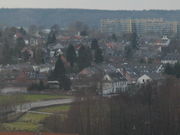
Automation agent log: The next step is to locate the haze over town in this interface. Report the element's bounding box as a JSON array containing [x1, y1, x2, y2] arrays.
[[0, 0, 179, 10], [0, 0, 179, 135]]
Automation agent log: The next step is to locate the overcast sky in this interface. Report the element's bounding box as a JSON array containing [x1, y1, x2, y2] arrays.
[[0, 0, 179, 10]]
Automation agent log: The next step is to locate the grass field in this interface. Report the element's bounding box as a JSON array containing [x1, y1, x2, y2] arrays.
[[0, 94, 72, 105], [2, 105, 71, 131], [3, 122, 39, 131], [0, 95, 25, 105], [1, 94, 72, 131], [37, 105, 70, 113]]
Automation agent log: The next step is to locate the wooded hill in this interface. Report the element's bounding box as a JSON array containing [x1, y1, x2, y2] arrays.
[[0, 9, 180, 28]]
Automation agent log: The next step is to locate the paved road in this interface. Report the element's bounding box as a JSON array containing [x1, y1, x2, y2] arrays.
[[16, 98, 74, 113]]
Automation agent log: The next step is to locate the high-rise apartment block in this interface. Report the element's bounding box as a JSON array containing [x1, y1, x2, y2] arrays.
[[101, 18, 178, 36]]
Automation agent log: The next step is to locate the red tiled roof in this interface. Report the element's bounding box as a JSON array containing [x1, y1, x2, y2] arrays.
[[0, 132, 78, 135]]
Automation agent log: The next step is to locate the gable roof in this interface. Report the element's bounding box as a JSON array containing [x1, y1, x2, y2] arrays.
[[53, 43, 64, 50], [138, 74, 152, 80], [104, 72, 127, 82]]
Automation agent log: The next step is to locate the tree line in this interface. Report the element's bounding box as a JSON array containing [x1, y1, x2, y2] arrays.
[[43, 77, 180, 135], [164, 63, 180, 78]]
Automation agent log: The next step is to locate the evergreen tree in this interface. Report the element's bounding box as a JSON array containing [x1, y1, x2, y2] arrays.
[[66, 44, 77, 67], [131, 32, 138, 49], [53, 55, 66, 80], [53, 55, 72, 90], [62, 77, 71, 90], [124, 45, 133, 59], [95, 47, 103, 64], [174, 62, 180, 78], [91, 39, 98, 50], [164, 62, 180, 78], [78, 45, 92, 70], [123, 32, 138, 59], [164, 63, 174, 75], [86, 47, 93, 66], [47, 31, 56, 45]]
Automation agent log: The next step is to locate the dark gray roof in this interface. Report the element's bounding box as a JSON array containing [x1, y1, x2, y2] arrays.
[[108, 72, 127, 82], [161, 53, 180, 61], [119, 63, 163, 79]]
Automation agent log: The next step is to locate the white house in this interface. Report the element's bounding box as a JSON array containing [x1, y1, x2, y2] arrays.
[[101, 72, 128, 95], [137, 74, 152, 84]]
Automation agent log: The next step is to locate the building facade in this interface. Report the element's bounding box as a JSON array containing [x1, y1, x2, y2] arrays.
[[100, 72, 128, 95], [101, 18, 178, 36]]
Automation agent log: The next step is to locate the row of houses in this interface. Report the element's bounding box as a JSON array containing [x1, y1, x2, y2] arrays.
[[0, 64, 54, 87], [73, 63, 162, 95], [99, 72, 128, 95]]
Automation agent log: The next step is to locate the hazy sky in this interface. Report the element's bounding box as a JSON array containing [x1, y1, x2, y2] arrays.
[[0, 0, 179, 10]]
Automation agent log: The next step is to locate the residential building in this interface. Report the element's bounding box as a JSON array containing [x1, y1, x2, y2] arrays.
[[118, 63, 164, 84], [137, 74, 152, 84], [100, 72, 128, 95], [177, 22, 180, 38], [161, 53, 180, 64], [101, 19, 133, 35], [101, 18, 178, 36]]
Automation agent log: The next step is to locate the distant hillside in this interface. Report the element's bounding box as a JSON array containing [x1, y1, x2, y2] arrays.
[[0, 9, 180, 28]]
